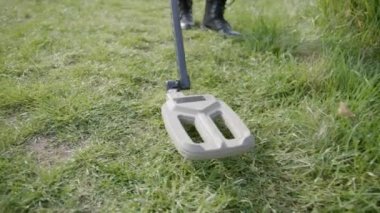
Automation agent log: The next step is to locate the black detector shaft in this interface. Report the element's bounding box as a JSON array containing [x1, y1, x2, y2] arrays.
[[166, 0, 191, 91]]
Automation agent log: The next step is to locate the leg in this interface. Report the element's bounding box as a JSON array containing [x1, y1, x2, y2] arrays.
[[179, 0, 194, 29], [202, 0, 240, 36]]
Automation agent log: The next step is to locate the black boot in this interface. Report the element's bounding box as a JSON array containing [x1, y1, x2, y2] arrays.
[[202, 0, 240, 36], [179, 0, 194, 30]]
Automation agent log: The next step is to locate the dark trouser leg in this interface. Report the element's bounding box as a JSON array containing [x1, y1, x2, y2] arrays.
[[179, 0, 194, 29]]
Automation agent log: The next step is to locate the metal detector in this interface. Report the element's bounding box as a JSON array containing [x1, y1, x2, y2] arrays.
[[161, 0, 254, 160]]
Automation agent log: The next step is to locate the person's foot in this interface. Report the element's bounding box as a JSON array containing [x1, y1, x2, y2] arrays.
[[180, 12, 194, 30], [202, 18, 240, 36], [179, 0, 194, 29], [202, 0, 240, 36]]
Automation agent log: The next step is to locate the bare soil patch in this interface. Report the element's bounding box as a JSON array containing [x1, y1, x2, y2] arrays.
[[28, 135, 83, 167]]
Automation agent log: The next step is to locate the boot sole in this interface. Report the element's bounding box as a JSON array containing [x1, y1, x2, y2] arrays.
[[201, 24, 241, 37], [181, 23, 195, 30]]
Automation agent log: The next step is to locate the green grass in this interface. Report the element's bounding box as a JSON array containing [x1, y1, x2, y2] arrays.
[[1, 0, 379, 211]]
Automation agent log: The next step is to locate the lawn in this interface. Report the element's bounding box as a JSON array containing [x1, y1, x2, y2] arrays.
[[0, 0, 379, 211]]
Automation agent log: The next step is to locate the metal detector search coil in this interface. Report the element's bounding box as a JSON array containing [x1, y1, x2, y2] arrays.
[[162, 90, 254, 160]]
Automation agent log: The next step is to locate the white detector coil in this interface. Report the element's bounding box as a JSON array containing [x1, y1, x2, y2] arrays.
[[162, 90, 254, 160]]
